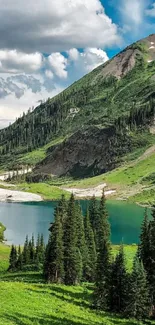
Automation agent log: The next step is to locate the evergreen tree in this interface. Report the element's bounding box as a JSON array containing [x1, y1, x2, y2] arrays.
[[93, 191, 111, 310], [35, 234, 41, 264], [84, 208, 96, 282], [8, 245, 17, 271], [39, 234, 45, 264], [89, 196, 100, 245], [125, 256, 150, 320], [22, 235, 30, 265], [44, 208, 64, 283], [29, 235, 35, 263], [99, 190, 110, 241], [94, 240, 111, 310], [16, 245, 23, 270], [75, 202, 87, 277], [110, 245, 127, 313], [57, 194, 67, 224], [64, 194, 82, 285], [139, 208, 150, 269]]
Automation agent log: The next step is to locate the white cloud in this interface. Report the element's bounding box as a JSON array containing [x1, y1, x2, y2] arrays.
[[68, 47, 109, 73], [0, 0, 120, 53], [48, 53, 68, 79], [68, 48, 79, 61], [45, 70, 54, 79], [82, 48, 109, 71], [146, 3, 155, 16], [0, 50, 43, 73], [119, 0, 146, 33], [0, 86, 64, 128]]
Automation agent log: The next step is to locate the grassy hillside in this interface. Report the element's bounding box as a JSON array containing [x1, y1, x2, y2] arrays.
[[0, 244, 145, 325]]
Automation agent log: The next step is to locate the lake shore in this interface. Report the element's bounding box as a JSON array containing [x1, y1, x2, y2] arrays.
[[0, 188, 42, 202]]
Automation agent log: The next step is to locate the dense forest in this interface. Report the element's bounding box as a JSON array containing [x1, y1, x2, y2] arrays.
[[8, 193, 155, 320]]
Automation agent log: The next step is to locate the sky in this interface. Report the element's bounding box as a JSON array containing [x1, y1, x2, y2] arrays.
[[0, 0, 155, 128]]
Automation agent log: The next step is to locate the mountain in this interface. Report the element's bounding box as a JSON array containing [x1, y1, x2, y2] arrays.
[[0, 34, 155, 177]]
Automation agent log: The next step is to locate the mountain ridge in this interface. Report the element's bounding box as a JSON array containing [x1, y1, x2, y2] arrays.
[[0, 34, 155, 177]]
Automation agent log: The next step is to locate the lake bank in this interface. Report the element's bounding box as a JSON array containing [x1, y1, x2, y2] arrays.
[[0, 180, 116, 202], [0, 188, 42, 202]]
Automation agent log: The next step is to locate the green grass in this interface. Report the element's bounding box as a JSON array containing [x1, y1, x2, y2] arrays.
[[1, 281, 148, 325], [17, 136, 66, 167], [0, 244, 151, 325], [0, 243, 10, 273], [129, 188, 155, 206], [17, 183, 70, 200], [105, 153, 155, 186]]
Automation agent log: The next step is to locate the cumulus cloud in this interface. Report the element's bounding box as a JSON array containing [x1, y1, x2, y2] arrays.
[[0, 50, 43, 73], [0, 0, 119, 128], [0, 86, 64, 128], [45, 70, 54, 79], [68, 47, 109, 73], [68, 49, 79, 61], [48, 53, 68, 79], [0, 0, 120, 53]]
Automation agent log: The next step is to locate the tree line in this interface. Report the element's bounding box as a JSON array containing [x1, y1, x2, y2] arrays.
[[8, 193, 155, 320], [9, 234, 45, 271]]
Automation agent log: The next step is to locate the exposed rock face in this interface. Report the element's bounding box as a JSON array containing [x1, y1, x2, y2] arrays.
[[36, 127, 115, 177], [98, 48, 141, 80], [95, 34, 155, 81], [36, 126, 133, 178]]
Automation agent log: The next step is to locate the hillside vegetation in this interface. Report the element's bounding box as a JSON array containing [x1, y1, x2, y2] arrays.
[[0, 35, 155, 178]]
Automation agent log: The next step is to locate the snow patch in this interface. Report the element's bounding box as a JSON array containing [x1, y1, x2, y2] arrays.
[[149, 46, 155, 49]]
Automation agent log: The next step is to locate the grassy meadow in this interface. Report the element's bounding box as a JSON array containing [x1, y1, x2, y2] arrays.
[[0, 243, 152, 325]]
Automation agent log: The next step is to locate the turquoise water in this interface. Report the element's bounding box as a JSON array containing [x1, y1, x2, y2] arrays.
[[0, 200, 151, 245]]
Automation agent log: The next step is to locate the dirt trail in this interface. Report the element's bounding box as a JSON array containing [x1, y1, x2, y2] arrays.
[[136, 144, 155, 162]]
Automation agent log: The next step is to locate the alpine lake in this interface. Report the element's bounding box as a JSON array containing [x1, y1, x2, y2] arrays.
[[0, 200, 151, 246]]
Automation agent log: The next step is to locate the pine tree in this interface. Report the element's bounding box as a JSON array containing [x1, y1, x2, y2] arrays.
[[99, 190, 110, 241], [16, 245, 23, 270], [35, 234, 41, 264], [110, 245, 127, 313], [139, 208, 150, 269], [125, 256, 150, 320], [84, 209, 96, 282], [93, 191, 111, 310], [64, 194, 82, 285], [94, 241, 111, 310], [89, 195, 100, 245], [39, 234, 45, 264], [22, 235, 30, 265], [44, 208, 64, 283], [57, 194, 67, 224], [29, 235, 35, 263], [8, 245, 17, 271], [75, 202, 87, 278]]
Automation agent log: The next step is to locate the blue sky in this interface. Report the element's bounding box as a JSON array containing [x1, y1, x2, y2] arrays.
[[0, 0, 154, 128]]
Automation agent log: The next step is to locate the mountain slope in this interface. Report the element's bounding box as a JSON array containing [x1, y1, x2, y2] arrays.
[[0, 34, 155, 177]]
